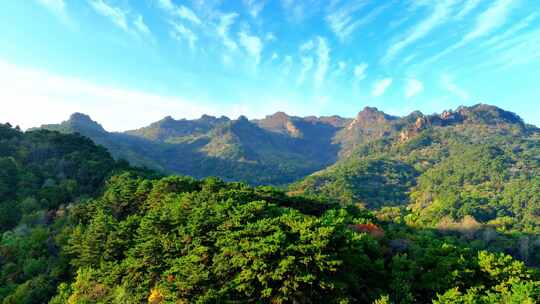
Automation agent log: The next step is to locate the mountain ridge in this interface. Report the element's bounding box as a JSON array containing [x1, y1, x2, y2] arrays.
[[35, 103, 536, 185]]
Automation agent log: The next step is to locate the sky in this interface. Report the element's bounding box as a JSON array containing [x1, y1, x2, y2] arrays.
[[1, 0, 539, 131]]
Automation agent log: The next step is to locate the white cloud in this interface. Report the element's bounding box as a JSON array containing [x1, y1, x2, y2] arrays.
[[265, 32, 277, 42], [337, 61, 347, 73], [36, 0, 70, 23], [88, 0, 129, 32], [281, 0, 320, 23], [383, 1, 457, 64], [482, 12, 538, 49], [372, 78, 393, 97], [157, 0, 201, 24], [405, 79, 424, 99], [282, 55, 293, 75], [455, 0, 483, 20], [326, 0, 369, 40], [425, 0, 516, 64], [333, 2, 392, 41], [217, 13, 239, 50], [170, 22, 198, 50], [245, 0, 267, 18], [486, 27, 540, 68], [156, 0, 175, 12], [314, 37, 330, 87], [0, 60, 218, 131], [239, 31, 263, 64], [300, 39, 314, 52], [441, 74, 470, 100], [88, 1, 154, 39], [462, 0, 515, 43], [298, 56, 314, 85], [134, 15, 152, 37], [178, 5, 201, 24], [353, 62, 368, 80]]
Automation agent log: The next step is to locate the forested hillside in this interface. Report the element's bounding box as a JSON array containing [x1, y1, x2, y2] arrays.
[[38, 112, 349, 185], [4, 104, 540, 303], [1, 122, 539, 303], [291, 104, 540, 267], [0, 123, 155, 302]]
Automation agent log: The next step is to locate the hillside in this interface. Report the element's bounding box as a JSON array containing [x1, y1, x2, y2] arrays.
[[291, 104, 540, 233], [0, 123, 155, 302], [1, 122, 539, 303], [38, 112, 351, 185], [38, 104, 538, 190]]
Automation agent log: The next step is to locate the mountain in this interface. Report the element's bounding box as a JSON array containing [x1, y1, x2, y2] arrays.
[[38, 112, 350, 185], [37, 104, 539, 193], [1, 120, 539, 303], [291, 104, 540, 234]]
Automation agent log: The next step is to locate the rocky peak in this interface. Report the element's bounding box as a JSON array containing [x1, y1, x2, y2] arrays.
[[348, 107, 396, 130], [69, 112, 95, 124], [257, 112, 302, 138], [269, 111, 290, 120], [237, 115, 250, 123], [458, 104, 524, 125], [67, 113, 105, 133], [200, 114, 216, 120]]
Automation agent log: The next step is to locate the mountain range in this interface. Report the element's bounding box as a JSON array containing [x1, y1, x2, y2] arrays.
[[37, 104, 540, 234], [37, 104, 535, 184], [3, 104, 540, 302]]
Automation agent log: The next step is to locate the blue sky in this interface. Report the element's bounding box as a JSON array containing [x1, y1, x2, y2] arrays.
[[1, 0, 539, 131]]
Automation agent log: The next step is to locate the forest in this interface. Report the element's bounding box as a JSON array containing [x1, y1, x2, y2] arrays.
[[0, 120, 539, 303]]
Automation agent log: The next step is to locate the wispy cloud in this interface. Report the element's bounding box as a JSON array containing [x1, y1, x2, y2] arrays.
[[372, 78, 393, 97], [314, 37, 330, 87], [298, 56, 314, 85], [353, 2, 393, 29], [265, 32, 277, 42], [217, 13, 239, 50], [134, 15, 152, 37], [455, 0, 483, 20], [481, 12, 538, 49], [88, 1, 152, 38], [88, 0, 129, 32], [0, 60, 216, 131], [337, 61, 347, 73], [281, 0, 322, 23], [441, 74, 470, 100], [156, 0, 175, 12], [425, 0, 517, 64], [157, 0, 201, 24], [239, 31, 263, 64], [300, 39, 315, 52], [170, 22, 198, 50], [353, 62, 368, 80], [405, 78, 423, 99], [382, 1, 457, 64], [245, 0, 267, 18], [178, 5, 201, 24], [326, 0, 369, 40], [36, 0, 70, 24], [462, 0, 515, 43], [486, 27, 540, 69], [282, 55, 293, 75]]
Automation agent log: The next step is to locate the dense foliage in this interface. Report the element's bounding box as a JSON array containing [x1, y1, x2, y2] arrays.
[[50, 174, 540, 303], [291, 106, 540, 267], [0, 123, 153, 302], [3, 104, 540, 303]]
